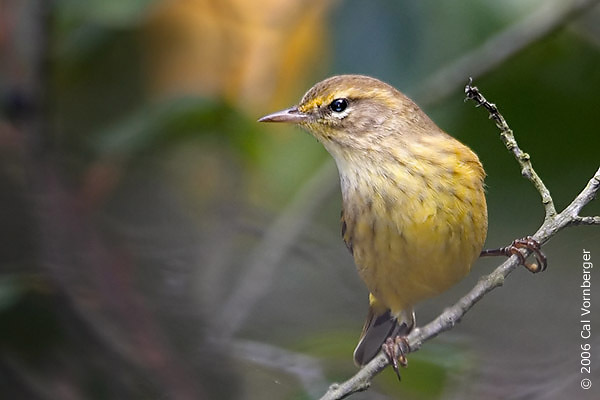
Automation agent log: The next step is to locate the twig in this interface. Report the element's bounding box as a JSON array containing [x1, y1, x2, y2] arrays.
[[236, 1, 600, 391], [464, 78, 557, 221], [318, 81, 600, 400], [219, 0, 600, 351], [571, 215, 600, 225]]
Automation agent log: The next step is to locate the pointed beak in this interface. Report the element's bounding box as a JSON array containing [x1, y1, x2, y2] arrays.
[[258, 106, 308, 123]]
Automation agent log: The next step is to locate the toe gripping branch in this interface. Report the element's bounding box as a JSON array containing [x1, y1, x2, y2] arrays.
[[382, 237, 546, 381], [382, 336, 410, 381], [480, 236, 547, 273]]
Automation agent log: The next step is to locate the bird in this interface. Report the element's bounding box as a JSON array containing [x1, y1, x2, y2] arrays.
[[258, 75, 545, 375]]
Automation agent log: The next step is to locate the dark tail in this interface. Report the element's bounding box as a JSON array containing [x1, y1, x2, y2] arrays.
[[353, 307, 414, 366]]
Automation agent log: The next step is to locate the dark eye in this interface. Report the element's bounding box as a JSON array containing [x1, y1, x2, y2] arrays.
[[329, 98, 348, 113]]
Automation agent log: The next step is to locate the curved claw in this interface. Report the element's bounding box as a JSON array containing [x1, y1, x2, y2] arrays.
[[509, 236, 547, 273], [480, 236, 547, 273], [382, 336, 410, 381]]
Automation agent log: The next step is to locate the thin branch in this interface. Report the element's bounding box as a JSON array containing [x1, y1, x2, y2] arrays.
[[464, 79, 557, 220], [320, 355, 389, 400], [318, 81, 600, 400], [571, 215, 600, 226], [565, 166, 600, 218], [218, 0, 600, 349], [232, 1, 600, 392]]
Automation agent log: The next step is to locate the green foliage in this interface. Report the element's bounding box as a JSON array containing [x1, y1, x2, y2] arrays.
[[55, 0, 154, 28]]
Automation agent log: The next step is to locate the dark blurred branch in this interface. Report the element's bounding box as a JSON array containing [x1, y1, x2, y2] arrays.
[[214, 161, 338, 339], [233, 339, 329, 399], [1, 1, 207, 398], [413, 0, 600, 105], [318, 82, 600, 400]]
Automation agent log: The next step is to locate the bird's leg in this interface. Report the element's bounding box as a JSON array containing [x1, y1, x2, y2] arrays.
[[382, 336, 410, 381], [480, 236, 547, 273]]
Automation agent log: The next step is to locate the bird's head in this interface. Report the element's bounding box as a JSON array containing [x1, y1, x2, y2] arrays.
[[259, 75, 435, 155]]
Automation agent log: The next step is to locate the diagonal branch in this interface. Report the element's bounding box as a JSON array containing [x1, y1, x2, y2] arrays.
[[318, 81, 600, 400], [223, 0, 600, 349], [571, 215, 600, 225], [465, 80, 600, 234], [214, 161, 339, 339], [563, 166, 600, 221], [465, 78, 557, 220]]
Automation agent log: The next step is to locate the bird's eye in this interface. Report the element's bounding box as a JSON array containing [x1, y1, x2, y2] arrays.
[[329, 98, 348, 113]]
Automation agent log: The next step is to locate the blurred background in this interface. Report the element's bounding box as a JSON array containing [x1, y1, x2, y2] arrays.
[[1, 0, 599, 399]]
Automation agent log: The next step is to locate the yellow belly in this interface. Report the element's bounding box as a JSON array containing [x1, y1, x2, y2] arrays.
[[341, 145, 488, 314]]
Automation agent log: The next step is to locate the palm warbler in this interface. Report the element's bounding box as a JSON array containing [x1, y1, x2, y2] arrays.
[[259, 75, 488, 367]]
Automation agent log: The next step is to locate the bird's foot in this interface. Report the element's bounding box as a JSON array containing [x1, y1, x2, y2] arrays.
[[382, 336, 410, 381], [480, 236, 547, 273]]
